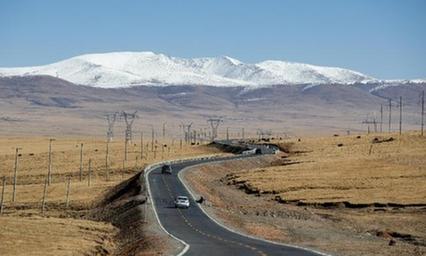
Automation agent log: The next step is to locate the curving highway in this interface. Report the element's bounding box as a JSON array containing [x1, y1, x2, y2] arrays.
[[147, 155, 327, 256]]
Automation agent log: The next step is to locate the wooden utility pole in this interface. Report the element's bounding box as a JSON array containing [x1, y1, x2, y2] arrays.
[[242, 128, 245, 140], [226, 127, 229, 141], [373, 118, 377, 133], [88, 159, 92, 187], [65, 177, 71, 208], [161, 145, 164, 159], [105, 141, 109, 181], [124, 136, 128, 162], [12, 147, 21, 203], [421, 90, 424, 136], [79, 143, 83, 181], [388, 99, 392, 132], [380, 104, 383, 133], [47, 138, 55, 185], [140, 132, 144, 159], [0, 176, 5, 214], [399, 96, 403, 135], [162, 122, 166, 140], [42, 176, 48, 215], [151, 127, 155, 152]]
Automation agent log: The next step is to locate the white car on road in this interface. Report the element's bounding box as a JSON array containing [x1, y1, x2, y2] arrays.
[[175, 196, 190, 208]]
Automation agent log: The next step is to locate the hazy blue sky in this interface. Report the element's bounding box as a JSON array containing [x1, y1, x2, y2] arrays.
[[0, 0, 425, 79]]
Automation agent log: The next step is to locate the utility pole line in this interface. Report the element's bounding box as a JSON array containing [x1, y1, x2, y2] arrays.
[[12, 147, 21, 203], [399, 96, 403, 135], [79, 143, 83, 181], [242, 128, 245, 140], [362, 114, 377, 135]]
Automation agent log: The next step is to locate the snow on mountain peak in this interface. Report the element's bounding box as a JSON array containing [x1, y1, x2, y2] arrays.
[[0, 51, 377, 88]]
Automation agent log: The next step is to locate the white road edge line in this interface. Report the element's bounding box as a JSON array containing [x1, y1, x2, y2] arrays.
[[177, 156, 333, 256], [143, 154, 222, 256]]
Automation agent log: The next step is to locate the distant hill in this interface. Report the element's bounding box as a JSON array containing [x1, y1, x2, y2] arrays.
[[0, 75, 424, 137]]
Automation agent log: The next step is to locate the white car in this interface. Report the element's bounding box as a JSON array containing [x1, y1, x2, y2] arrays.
[[175, 196, 190, 209]]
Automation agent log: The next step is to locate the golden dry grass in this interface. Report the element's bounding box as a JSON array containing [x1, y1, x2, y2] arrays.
[[0, 136, 217, 255], [0, 136, 215, 203], [0, 216, 116, 256], [233, 132, 426, 205]]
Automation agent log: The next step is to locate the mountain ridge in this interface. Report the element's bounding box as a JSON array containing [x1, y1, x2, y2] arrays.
[[0, 51, 384, 88]]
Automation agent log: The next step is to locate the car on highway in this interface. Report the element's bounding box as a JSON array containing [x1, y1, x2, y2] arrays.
[[175, 196, 190, 208], [161, 164, 172, 174], [242, 148, 262, 155]]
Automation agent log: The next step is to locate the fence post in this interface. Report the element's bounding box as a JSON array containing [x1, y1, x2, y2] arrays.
[[65, 177, 71, 208], [105, 141, 109, 181], [42, 177, 48, 215], [88, 159, 92, 187], [12, 147, 20, 203], [79, 143, 83, 181], [0, 177, 6, 214]]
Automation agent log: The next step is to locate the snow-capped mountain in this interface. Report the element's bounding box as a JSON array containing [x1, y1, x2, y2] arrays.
[[0, 51, 382, 88]]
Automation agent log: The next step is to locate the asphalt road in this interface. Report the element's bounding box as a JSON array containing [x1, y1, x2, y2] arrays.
[[147, 156, 325, 256]]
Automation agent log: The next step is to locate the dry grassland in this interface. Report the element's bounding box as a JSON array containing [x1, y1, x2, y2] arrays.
[[232, 133, 426, 205], [183, 132, 426, 256], [0, 136, 217, 255]]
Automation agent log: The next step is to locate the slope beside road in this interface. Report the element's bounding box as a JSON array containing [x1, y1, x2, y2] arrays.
[[146, 156, 327, 256]]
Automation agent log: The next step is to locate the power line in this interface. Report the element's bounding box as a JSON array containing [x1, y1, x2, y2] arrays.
[[180, 122, 193, 144], [121, 111, 138, 161], [105, 112, 118, 142], [207, 118, 223, 141]]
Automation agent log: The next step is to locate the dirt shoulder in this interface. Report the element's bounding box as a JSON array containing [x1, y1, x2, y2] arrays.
[[182, 136, 426, 256]]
